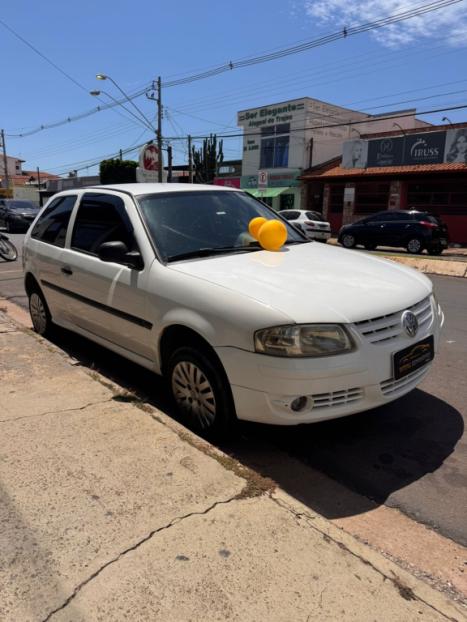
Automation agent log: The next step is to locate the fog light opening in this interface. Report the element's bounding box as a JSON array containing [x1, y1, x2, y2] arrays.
[[290, 396, 309, 413]]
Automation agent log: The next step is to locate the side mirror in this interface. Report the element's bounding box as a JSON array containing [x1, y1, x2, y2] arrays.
[[97, 241, 144, 270]]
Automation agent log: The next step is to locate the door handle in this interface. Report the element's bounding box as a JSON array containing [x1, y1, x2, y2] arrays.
[[61, 267, 73, 275]]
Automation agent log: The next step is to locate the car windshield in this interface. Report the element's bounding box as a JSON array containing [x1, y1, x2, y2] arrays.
[[6, 201, 37, 211], [137, 190, 306, 261]]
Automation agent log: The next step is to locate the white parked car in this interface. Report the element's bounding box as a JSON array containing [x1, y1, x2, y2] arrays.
[[23, 184, 443, 437], [280, 209, 331, 242]]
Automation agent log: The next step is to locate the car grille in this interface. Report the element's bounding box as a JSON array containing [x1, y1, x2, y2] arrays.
[[380, 364, 431, 397], [353, 296, 433, 345], [311, 387, 363, 409]]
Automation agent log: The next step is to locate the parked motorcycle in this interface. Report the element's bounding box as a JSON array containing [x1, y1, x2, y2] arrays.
[[0, 232, 18, 261]]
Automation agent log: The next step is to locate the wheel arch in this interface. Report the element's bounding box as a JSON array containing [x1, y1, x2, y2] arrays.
[[24, 272, 41, 296], [158, 323, 226, 380]]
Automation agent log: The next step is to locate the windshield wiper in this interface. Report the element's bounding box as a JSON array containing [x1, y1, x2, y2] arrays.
[[167, 245, 261, 262]]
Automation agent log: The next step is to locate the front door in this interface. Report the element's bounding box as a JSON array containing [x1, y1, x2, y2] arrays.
[[61, 192, 154, 361]]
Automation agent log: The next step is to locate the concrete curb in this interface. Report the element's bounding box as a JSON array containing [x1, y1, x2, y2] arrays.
[[381, 254, 467, 278]]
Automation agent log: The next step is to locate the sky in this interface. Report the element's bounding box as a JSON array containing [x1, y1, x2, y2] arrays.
[[1, 0, 467, 177]]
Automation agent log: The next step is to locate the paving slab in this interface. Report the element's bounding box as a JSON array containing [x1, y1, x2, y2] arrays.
[[49, 494, 461, 622]]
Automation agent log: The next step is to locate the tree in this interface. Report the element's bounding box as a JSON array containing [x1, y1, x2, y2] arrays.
[[100, 159, 137, 184], [191, 134, 224, 184]]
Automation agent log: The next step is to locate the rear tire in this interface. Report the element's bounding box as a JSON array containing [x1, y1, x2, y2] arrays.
[[364, 243, 377, 251], [406, 237, 423, 254], [28, 286, 52, 336], [428, 247, 443, 256], [341, 233, 356, 249], [167, 346, 236, 439]]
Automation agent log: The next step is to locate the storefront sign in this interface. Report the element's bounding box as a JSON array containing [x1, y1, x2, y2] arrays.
[[213, 177, 241, 188], [367, 137, 404, 167], [404, 131, 445, 165], [240, 169, 301, 189], [137, 142, 165, 182], [343, 128, 467, 169], [238, 100, 306, 129]]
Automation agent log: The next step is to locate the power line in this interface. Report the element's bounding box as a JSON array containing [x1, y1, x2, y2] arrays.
[[6, 0, 461, 139], [0, 18, 89, 93], [162, 0, 463, 87]]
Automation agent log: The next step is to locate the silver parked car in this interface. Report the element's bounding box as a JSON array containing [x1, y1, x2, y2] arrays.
[[280, 209, 331, 242]]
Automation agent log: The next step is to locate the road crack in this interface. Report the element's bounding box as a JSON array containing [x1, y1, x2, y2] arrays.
[[41, 493, 245, 621], [270, 494, 461, 622]]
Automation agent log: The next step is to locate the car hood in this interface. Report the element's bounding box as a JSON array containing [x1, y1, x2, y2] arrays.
[[168, 243, 432, 324]]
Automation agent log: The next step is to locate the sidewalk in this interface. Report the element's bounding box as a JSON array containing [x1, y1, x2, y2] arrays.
[[0, 310, 465, 621], [328, 238, 467, 278]]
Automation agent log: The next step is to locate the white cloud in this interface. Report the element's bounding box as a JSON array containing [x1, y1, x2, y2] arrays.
[[304, 1, 467, 48]]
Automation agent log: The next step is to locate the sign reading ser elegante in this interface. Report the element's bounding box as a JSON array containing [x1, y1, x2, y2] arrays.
[[342, 128, 467, 168]]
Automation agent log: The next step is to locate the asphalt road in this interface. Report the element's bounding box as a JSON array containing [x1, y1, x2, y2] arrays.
[[1, 232, 466, 546]]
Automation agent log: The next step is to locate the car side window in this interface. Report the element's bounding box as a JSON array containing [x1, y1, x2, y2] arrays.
[[30, 195, 77, 247], [71, 193, 137, 256]]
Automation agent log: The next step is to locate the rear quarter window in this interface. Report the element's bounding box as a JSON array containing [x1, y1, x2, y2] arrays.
[[30, 195, 77, 247]]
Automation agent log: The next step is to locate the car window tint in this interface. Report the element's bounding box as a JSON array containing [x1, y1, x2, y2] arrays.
[[30, 195, 77, 247], [281, 210, 301, 220], [366, 213, 389, 223], [306, 211, 324, 221], [71, 193, 136, 255]]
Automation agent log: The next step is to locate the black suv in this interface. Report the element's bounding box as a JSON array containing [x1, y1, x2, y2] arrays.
[[338, 210, 449, 255]]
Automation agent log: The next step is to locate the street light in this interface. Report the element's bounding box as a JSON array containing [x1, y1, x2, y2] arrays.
[[442, 116, 454, 127], [95, 73, 155, 133], [392, 122, 406, 135], [90, 89, 154, 132]]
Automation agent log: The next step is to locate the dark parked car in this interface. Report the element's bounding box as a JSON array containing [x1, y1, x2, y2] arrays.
[[0, 200, 40, 233], [338, 210, 449, 255]]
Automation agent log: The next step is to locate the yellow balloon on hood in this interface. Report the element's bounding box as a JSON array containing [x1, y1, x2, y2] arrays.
[[258, 219, 287, 251], [248, 217, 267, 240]]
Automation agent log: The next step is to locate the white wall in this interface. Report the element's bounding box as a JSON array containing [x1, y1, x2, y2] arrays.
[[0, 155, 23, 177]]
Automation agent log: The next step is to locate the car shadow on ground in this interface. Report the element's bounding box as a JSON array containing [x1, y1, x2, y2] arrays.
[[48, 326, 464, 522]]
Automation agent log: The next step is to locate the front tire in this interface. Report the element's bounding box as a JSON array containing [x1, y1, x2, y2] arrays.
[[29, 287, 52, 336], [168, 347, 236, 439], [406, 237, 424, 254], [364, 243, 377, 251], [341, 233, 356, 249]]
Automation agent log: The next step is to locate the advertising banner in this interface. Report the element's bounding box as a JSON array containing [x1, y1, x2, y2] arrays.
[[342, 139, 368, 168], [367, 137, 404, 167], [444, 128, 467, 163], [404, 131, 445, 165]]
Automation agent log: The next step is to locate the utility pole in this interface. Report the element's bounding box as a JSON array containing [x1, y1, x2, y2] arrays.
[[157, 76, 163, 183], [146, 77, 163, 182], [188, 135, 193, 183], [167, 144, 173, 182], [1, 129, 10, 190], [119, 149, 123, 161], [36, 166, 42, 206]]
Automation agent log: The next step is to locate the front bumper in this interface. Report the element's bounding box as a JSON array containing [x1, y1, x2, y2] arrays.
[[215, 298, 444, 425]]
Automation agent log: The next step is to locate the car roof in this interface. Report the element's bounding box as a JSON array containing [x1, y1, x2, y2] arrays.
[[86, 183, 240, 196]]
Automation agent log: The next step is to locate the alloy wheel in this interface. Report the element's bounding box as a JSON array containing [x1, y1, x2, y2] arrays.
[[342, 234, 356, 248], [171, 361, 217, 429], [407, 238, 422, 254], [29, 292, 48, 334]]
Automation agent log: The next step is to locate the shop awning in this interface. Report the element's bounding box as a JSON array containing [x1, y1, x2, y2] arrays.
[[245, 187, 292, 198]]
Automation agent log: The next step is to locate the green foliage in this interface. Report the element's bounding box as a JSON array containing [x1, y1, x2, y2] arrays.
[[191, 134, 224, 184], [99, 159, 138, 184]]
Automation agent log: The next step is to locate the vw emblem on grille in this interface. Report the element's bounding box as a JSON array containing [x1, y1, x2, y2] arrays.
[[401, 311, 418, 338]]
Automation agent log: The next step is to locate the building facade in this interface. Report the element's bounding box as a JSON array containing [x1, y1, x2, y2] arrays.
[[237, 97, 428, 211], [301, 122, 467, 244]]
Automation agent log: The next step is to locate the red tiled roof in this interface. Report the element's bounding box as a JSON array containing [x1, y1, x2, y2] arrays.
[[8, 171, 60, 186], [302, 162, 467, 180]]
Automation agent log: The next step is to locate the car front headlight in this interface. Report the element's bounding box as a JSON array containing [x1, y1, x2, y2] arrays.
[[254, 324, 354, 358]]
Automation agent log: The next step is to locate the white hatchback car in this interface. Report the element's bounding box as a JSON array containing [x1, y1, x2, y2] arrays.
[[280, 209, 331, 242], [23, 184, 443, 437]]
